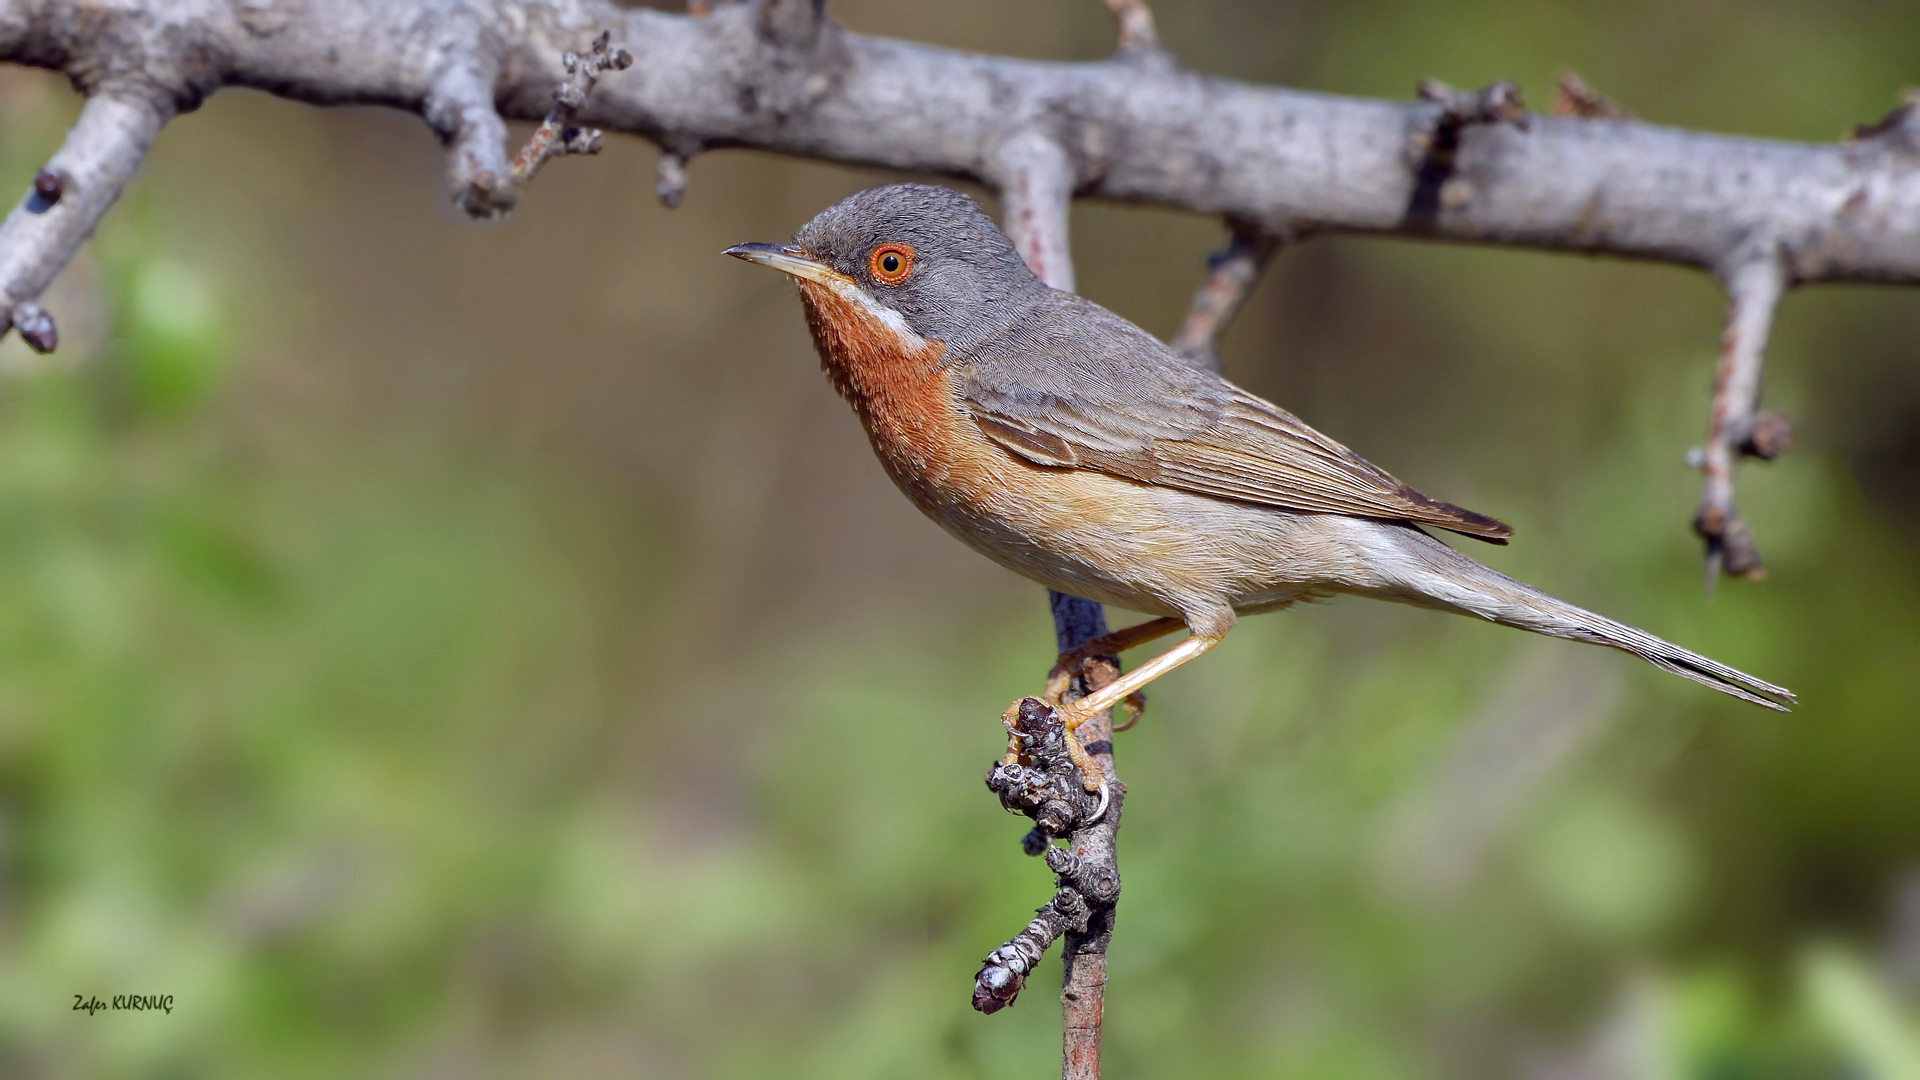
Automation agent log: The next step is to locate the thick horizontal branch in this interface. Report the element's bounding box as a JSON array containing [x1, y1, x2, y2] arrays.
[[2, 0, 1916, 288], [1, 1, 1906, 574]]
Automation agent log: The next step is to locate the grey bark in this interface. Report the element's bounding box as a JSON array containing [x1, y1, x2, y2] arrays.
[[3, 0, 1916, 571]]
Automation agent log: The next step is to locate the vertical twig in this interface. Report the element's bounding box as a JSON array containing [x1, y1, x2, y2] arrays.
[[988, 124, 1121, 1080], [995, 130, 1079, 293], [1695, 253, 1790, 587], [1057, 658, 1121, 1080]]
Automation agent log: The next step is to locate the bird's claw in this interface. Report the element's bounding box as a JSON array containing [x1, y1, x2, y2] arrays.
[[1085, 779, 1110, 826], [999, 700, 1027, 765]]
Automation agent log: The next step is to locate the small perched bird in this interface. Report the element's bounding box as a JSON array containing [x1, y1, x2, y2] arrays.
[[726, 184, 1792, 799]]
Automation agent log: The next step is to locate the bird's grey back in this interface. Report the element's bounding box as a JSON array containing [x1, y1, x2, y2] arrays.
[[956, 289, 1231, 455]]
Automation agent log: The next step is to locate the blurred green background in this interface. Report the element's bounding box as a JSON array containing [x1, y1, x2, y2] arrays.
[[1, 1, 1917, 1076]]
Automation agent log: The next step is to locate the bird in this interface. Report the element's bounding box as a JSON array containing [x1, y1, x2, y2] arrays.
[[724, 183, 1793, 803]]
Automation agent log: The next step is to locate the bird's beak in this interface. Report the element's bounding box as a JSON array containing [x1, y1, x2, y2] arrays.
[[722, 242, 855, 287]]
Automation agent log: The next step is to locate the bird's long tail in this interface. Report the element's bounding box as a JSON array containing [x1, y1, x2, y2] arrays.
[[1379, 525, 1794, 711]]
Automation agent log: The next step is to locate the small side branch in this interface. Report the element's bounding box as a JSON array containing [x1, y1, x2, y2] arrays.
[[976, 697, 1106, 1012], [1552, 70, 1632, 120], [1696, 254, 1789, 584], [506, 32, 633, 191], [0, 92, 169, 352], [1102, 0, 1161, 56], [974, 888, 1092, 1014], [427, 55, 515, 217], [994, 131, 1079, 293], [1170, 219, 1283, 370], [430, 31, 631, 219]]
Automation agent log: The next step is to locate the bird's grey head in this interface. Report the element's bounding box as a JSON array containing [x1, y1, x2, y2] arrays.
[[728, 184, 1046, 355]]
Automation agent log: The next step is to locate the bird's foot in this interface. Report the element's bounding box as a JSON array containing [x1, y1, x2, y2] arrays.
[[1046, 652, 1146, 731], [1055, 701, 1108, 795], [1001, 696, 1107, 796]]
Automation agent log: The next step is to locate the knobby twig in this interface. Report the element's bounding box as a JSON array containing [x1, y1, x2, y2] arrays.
[[986, 123, 1131, 1077], [435, 29, 633, 218], [975, 696, 1114, 1012], [1052, 659, 1123, 1080], [975, 670, 1127, 1080], [505, 33, 632, 189]]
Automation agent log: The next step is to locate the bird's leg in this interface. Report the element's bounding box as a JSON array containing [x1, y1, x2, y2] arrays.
[[1053, 630, 1227, 791], [1058, 708, 1108, 796], [1041, 617, 1186, 705]]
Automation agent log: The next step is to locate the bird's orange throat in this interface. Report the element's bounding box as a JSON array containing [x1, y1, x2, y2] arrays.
[[795, 278, 942, 410], [794, 278, 989, 507]]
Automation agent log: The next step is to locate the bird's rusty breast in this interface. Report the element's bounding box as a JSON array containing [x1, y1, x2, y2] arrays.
[[794, 277, 998, 509]]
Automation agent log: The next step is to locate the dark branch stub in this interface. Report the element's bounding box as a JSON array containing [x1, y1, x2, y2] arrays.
[[1848, 89, 1920, 152], [10, 302, 57, 353], [30, 169, 66, 208], [1407, 79, 1530, 228], [1552, 71, 1632, 120], [1417, 77, 1530, 130]]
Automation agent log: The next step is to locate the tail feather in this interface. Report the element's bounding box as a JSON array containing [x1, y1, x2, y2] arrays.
[[1548, 606, 1795, 711], [1387, 526, 1794, 711]]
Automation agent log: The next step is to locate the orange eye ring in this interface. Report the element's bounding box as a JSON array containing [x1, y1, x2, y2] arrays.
[[868, 243, 915, 285]]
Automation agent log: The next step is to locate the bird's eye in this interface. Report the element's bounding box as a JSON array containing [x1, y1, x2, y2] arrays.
[[868, 243, 915, 285]]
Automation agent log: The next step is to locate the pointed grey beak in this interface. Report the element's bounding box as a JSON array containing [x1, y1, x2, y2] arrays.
[[722, 242, 856, 287]]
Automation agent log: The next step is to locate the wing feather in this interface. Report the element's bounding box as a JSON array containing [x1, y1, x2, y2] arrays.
[[958, 294, 1511, 543]]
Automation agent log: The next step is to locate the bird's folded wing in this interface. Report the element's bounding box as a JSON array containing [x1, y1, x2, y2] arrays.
[[962, 333, 1511, 542]]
